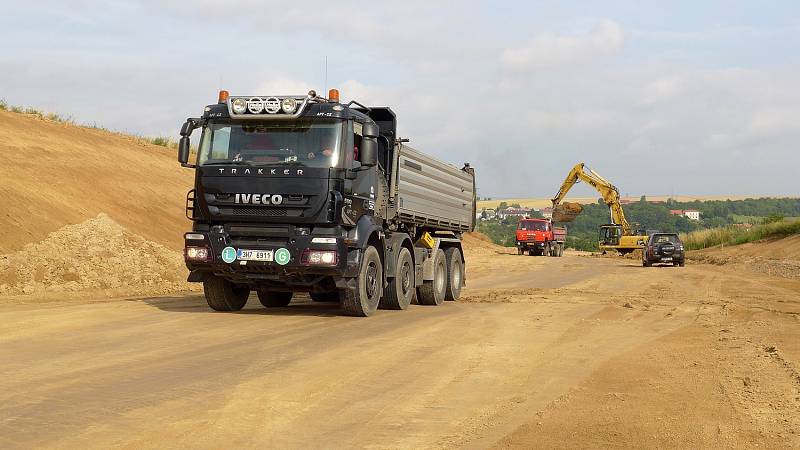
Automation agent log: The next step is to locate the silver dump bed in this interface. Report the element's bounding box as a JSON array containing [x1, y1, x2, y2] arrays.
[[392, 145, 475, 232]]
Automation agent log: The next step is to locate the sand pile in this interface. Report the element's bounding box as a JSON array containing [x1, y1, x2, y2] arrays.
[[0, 214, 195, 298], [461, 232, 514, 257]]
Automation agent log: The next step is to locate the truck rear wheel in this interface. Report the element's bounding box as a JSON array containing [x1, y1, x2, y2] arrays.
[[203, 276, 249, 311], [380, 247, 414, 310], [444, 247, 463, 301], [340, 245, 383, 317], [310, 291, 340, 302], [257, 290, 292, 307], [558, 244, 564, 256], [418, 249, 446, 305]]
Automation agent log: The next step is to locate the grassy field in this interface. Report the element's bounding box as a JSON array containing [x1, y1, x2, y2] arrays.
[[680, 220, 800, 250]]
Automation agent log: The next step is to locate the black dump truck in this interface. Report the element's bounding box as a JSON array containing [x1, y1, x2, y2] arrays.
[[177, 89, 476, 316]]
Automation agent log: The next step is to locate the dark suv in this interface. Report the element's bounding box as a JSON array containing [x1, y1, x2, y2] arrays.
[[643, 233, 685, 267]]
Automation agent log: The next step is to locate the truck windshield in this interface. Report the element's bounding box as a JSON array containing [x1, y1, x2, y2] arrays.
[[519, 221, 546, 231], [198, 120, 343, 167]]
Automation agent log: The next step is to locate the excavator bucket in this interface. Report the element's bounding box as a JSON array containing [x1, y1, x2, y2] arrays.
[[552, 202, 583, 222]]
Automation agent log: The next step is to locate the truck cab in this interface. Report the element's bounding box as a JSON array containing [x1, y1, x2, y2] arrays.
[[515, 218, 566, 257]]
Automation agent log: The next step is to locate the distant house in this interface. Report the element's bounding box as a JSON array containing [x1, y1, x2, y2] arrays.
[[541, 207, 553, 219], [620, 199, 633, 205], [482, 209, 497, 220], [684, 209, 700, 221], [669, 209, 701, 221], [497, 207, 531, 220]]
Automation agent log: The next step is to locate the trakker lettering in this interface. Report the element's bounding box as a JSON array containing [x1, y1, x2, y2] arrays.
[[234, 194, 284, 205], [217, 168, 304, 176]]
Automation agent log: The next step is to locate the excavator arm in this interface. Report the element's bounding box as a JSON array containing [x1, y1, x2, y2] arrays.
[[551, 163, 632, 235]]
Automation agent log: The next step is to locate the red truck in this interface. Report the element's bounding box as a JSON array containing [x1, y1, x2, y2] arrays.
[[515, 218, 566, 257]]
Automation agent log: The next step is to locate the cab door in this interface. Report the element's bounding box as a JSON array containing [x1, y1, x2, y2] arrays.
[[342, 120, 378, 225]]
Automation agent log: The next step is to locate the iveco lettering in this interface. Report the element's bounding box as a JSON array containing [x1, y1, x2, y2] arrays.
[[178, 88, 476, 316]]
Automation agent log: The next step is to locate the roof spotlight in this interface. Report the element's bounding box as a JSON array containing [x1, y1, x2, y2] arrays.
[[281, 97, 297, 114], [231, 98, 247, 114], [247, 97, 264, 114], [264, 97, 281, 114]]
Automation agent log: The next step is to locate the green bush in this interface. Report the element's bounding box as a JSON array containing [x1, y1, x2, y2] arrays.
[[681, 220, 800, 250], [145, 136, 175, 148]]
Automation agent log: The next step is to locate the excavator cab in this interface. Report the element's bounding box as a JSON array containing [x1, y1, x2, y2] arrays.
[[599, 224, 623, 247]]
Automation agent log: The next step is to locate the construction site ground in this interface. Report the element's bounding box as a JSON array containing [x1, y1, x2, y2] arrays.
[[1, 237, 798, 449]]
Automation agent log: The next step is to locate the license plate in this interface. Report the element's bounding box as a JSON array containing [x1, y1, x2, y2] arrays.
[[237, 249, 274, 262], [661, 257, 672, 262]]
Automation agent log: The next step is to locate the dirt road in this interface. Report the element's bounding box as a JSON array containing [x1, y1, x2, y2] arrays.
[[1, 251, 798, 449]]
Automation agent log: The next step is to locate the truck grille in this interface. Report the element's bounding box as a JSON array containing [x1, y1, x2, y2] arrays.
[[220, 207, 288, 217]]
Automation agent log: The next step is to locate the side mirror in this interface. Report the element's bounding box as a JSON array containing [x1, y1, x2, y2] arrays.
[[359, 137, 377, 167], [178, 136, 193, 167], [180, 119, 196, 136], [362, 122, 379, 138]]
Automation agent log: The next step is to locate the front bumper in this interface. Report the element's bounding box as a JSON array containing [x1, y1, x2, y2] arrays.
[[184, 227, 360, 285], [517, 241, 546, 248]]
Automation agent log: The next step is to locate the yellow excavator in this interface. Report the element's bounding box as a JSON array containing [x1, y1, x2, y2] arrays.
[[551, 163, 647, 254]]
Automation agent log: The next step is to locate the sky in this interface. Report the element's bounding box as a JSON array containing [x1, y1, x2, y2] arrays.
[[1, 1, 799, 199]]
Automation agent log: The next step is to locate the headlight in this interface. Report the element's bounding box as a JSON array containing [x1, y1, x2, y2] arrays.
[[247, 97, 264, 114], [281, 97, 297, 114], [185, 246, 210, 261], [264, 97, 281, 114], [231, 98, 247, 114], [301, 249, 338, 265]]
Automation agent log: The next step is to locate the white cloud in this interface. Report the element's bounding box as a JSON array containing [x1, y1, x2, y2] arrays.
[[500, 19, 625, 70]]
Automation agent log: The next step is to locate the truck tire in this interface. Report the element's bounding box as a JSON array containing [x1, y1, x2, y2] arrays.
[[310, 291, 339, 302], [444, 247, 463, 301], [340, 245, 383, 317], [203, 276, 249, 311], [528, 249, 535, 256], [257, 290, 292, 307], [557, 243, 564, 257], [418, 249, 446, 306], [517, 247, 523, 255], [380, 247, 414, 310]]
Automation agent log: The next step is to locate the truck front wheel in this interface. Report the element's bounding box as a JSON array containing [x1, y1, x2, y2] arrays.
[[203, 276, 249, 311], [444, 247, 463, 301], [341, 246, 383, 317], [380, 247, 414, 310], [418, 249, 446, 305], [257, 290, 292, 307]]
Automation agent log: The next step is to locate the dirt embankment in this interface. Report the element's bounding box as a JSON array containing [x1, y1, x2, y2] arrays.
[[0, 110, 192, 253], [0, 111, 197, 300], [690, 234, 800, 279], [0, 214, 194, 299]]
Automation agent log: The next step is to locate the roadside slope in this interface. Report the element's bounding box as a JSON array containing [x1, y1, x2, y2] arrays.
[[0, 110, 192, 252]]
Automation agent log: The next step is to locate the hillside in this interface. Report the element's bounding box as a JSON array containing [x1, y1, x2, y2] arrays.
[[476, 195, 773, 210], [0, 110, 192, 252], [691, 234, 800, 280]]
